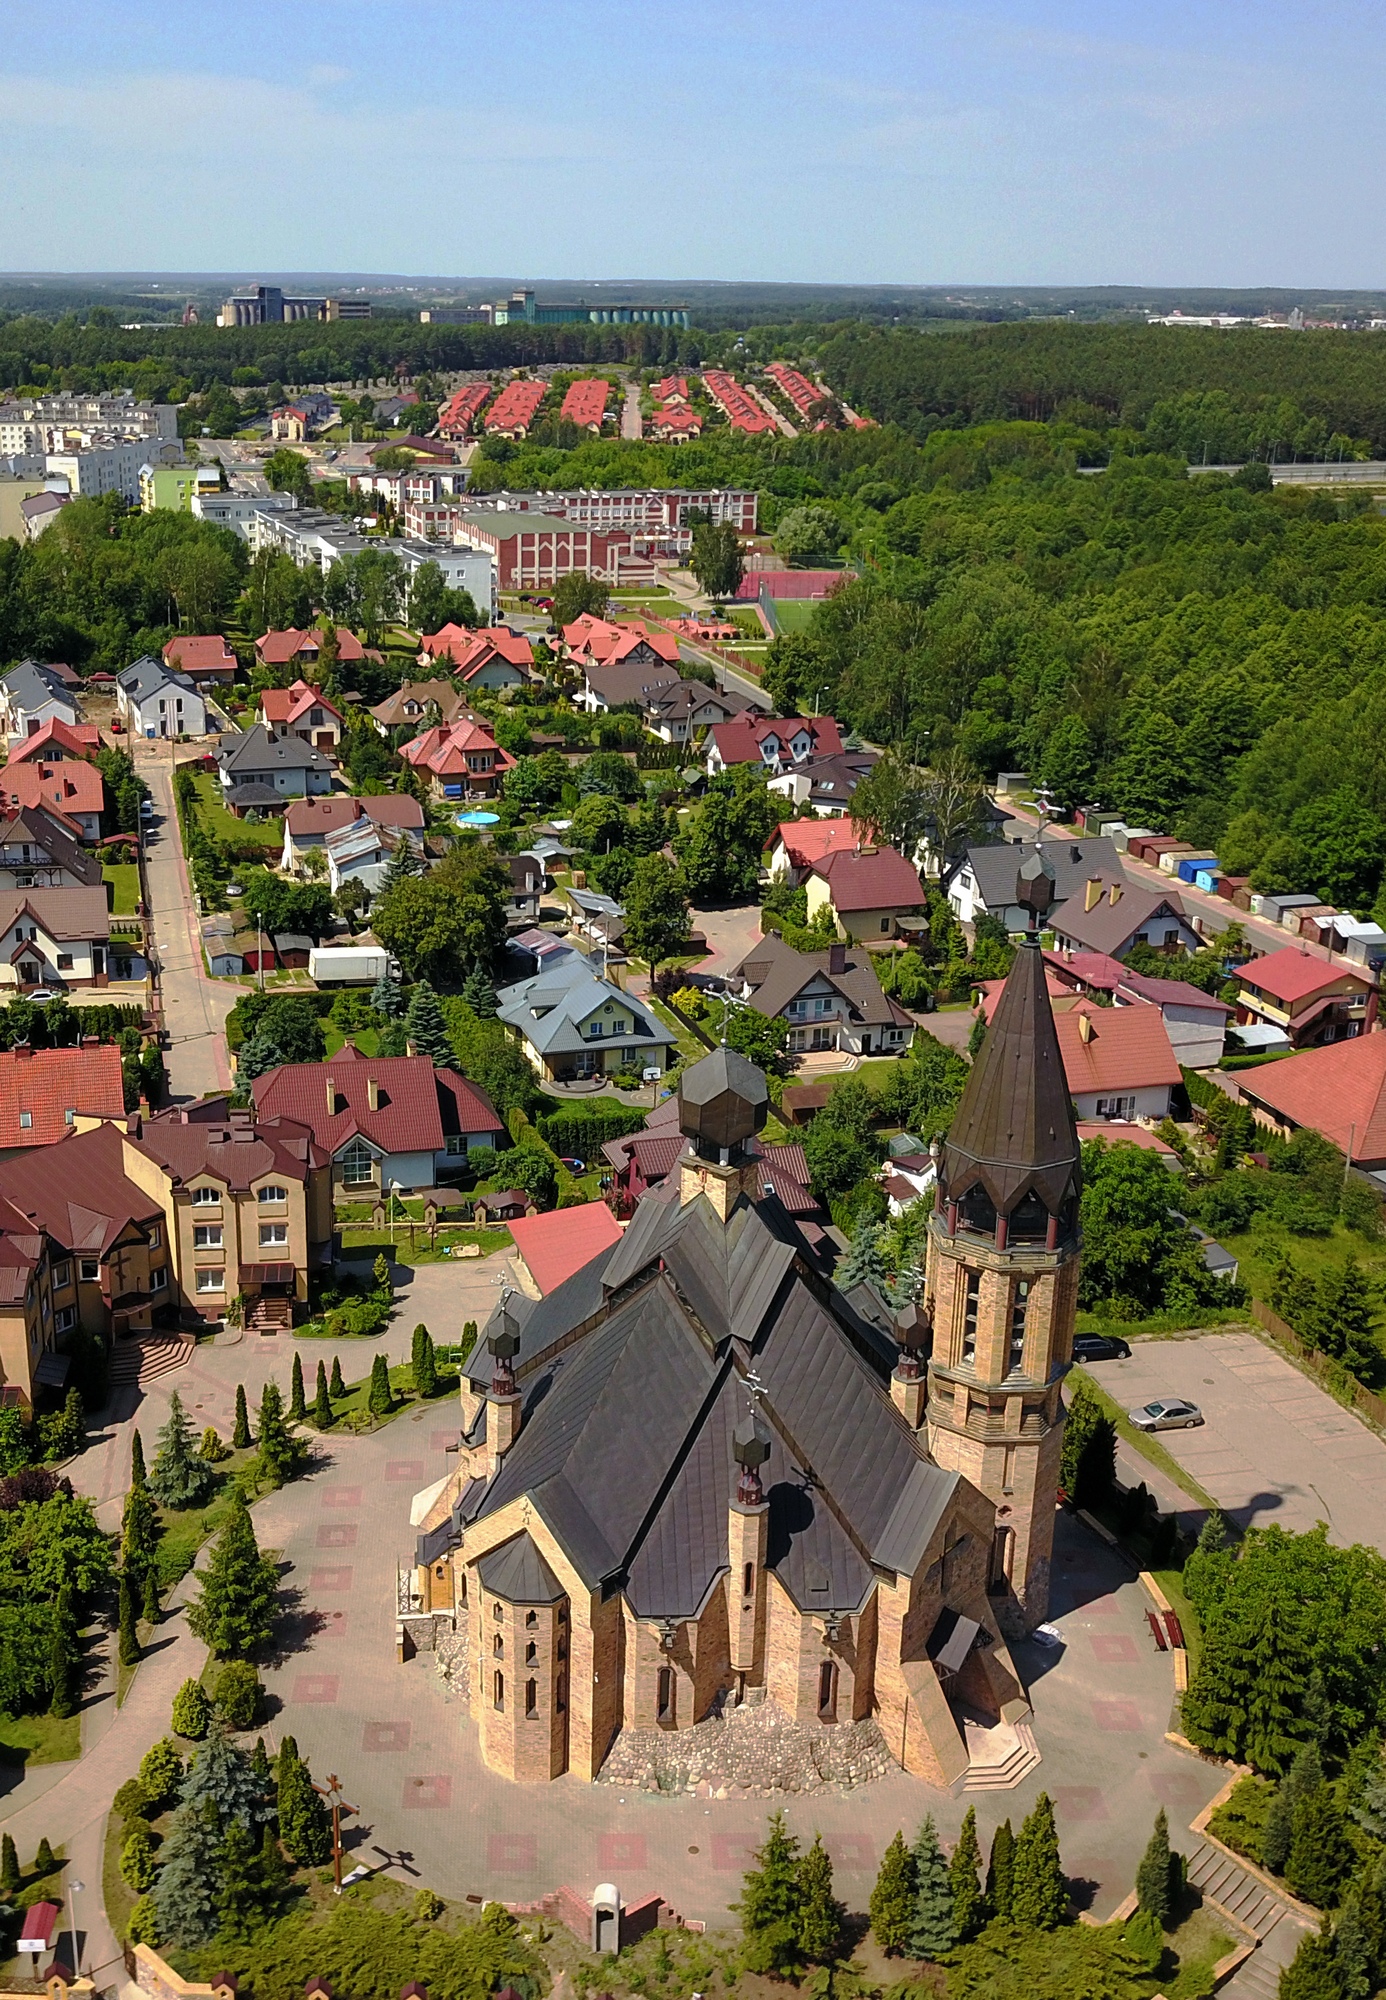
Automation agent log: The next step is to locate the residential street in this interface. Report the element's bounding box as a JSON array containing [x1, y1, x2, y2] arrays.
[[620, 380, 643, 439], [135, 742, 235, 1102]]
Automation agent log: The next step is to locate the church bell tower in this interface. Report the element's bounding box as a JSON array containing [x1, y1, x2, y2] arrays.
[[924, 938, 1081, 1637]]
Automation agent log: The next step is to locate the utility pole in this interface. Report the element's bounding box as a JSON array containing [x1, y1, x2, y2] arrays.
[[312, 1773, 357, 1893]]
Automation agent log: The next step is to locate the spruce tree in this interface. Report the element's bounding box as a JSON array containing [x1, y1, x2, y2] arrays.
[[1011, 1793, 1066, 1932], [371, 969, 405, 1020], [255, 1380, 297, 1486], [180, 1725, 268, 1829], [870, 1830, 916, 1956], [1265, 1746, 1324, 1875], [1279, 1920, 1347, 2000], [1335, 1891, 1375, 2000], [908, 1815, 956, 1959], [0, 1832, 19, 1896], [215, 1819, 265, 1942], [405, 979, 453, 1067], [148, 1390, 214, 1508], [461, 963, 498, 1019], [368, 1352, 393, 1416], [187, 1491, 278, 1658], [151, 1799, 221, 1947], [796, 1832, 840, 1965], [276, 1736, 331, 1865], [289, 1351, 306, 1421], [32, 1838, 56, 1876], [1136, 1807, 1174, 1928], [232, 1383, 251, 1450], [258, 1822, 289, 1902], [329, 1354, 346, 1399], [949, 1806, 987, 1943], [313, 1358, 333, 1428], [118, 1568, 140, 1666], [836, 1221, 889, 1293], [171, 1677, 210, 1740], [735, 1810, 804, 1977], [130, 1428, 147, 1489], [1244, 1598, 1311, 1779], [412, 1323, 438, 1398], [49, 1584, 79, 1719], [382, 829, 423, 894], [986, 1820, 1015, 1922], [1287, 1790, 1355, 1908]]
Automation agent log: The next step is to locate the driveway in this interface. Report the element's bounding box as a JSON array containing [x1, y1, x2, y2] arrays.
[[686, 901, 767, 978], [134, 742, 235, 1102], [1078, 1329, 1386, 1549]]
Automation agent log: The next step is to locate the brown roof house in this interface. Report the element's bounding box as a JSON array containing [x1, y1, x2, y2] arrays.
[[1236, 1032, 1386, 1173], [1047, 872, 1200, 960], [401, 1024, 1072, 1788], [730, 932, 916, 1058], [1052, 1001, 1182, 1123], [804, 844, 926, 942]]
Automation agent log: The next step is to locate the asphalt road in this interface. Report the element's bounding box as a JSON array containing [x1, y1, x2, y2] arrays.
[[135, 742, 235, 1102]]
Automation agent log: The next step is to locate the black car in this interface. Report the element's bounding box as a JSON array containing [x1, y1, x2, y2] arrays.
[[1073, 1333, 1132, 1362]]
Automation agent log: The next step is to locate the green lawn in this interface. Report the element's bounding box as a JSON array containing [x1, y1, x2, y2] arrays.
[[767, 598, 822, 633], [0, 1709, 81, 1767], [191, 772, 285, 848], [103, 861, 140, 914], [1221, 1212, 1386, 1317], [337, 1226, 509, 1263], [649, 995, 707, 1067], [324, 1022, 381, 1056]]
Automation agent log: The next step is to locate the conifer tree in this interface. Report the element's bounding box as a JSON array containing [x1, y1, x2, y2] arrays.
[[368, 1352, 393, 1416], [120, 1823, 157, 1893], [949, 1805, 987, 1943], [180, 1725, 268, 1830], [329, 1354, 345, 1399], [148, 1390, 214, 1508], [258, 1821, 289, 1901], [187, 1491, 278, 1658], [142, 1565, 160, 1624], [0, 1832, 19, 1897], [255, 1380, 297, 1486], [232, 1383, 251, 1450], [405, 979, 453, 1067], [412, 1322, 438, 1398], [130, 1428, 147, 1490], [735, 1810, 805, 1976], [276, 1736, 331, 1865], [373, 1250, 393, 1295], [986, 1820, 1015, 1922], [796, 1832, 840, 1965], [1265, 1745, 1324, 1874], [1136, 1808, 1174, 1928], [49, 1584, 79, 1718], [215, 1819, 265, 1942], [1011, 1793, 1066, 1931], [32, 1838, 56, 1876], [1279, 1919, 1347, 2000], [151, 1799, 221, 1946], [1334, 1891, 1375, 2000], [139, 1737, 184, 1808], [289, 1351, 306, 1421], [313, 1358, 333, 1428], [122, 1472, 158, 1579], [118, 1568, 140, 1666], [461, 963, 498, 1019], [371, 969, 405, 1019], [870, 1830, 916, 1955], [908, 1815, 956, 1959], [250, 1736, 273, 1794], [383, 829, 423, 895], [171, 1677, 210, 1740], [1287, 1790, 1355, 1908]]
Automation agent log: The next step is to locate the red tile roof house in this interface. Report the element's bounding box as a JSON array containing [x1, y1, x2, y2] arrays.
[[1053, 1001, 1182, 1122], [280, 793, 425, 874], [764, 817, 864, 886], [648, 406, 704, 442], [254, 628, 381, 673], [0, 758, 105, 842], [163, 635, 238, 685], [1235, 1032, 1386, 1174], [252, 1046, 506, 1195], [484, 379, 548, 439], [558, 379, 611, 432], [1235, 947, 1378, 1050], [563, 613, 681, 670], [0, 1041, 125, 1154], [1045, 949, 1234, 1070], [418, 625, 536, 690], [804, 844, 927, 942], [6, 718, 105, 766], [400, 718, 515, 801], [705, 714, 844, 776], [256, 680, 345, 752], [506, 1199, 624, 1296]]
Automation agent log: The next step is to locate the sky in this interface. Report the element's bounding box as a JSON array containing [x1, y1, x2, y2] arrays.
[[2, 0, 1384, 287]]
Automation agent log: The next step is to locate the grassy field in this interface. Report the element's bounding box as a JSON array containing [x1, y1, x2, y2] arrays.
[[648, 995, 708, 1067], [0, 1708, 81, 1768], [103, 861, 140, 914], [324, 1022, 381, 1056], [767, 598, 822, 633], [1221, 1212, 1386, 1315], [191, 772, 284, 848]]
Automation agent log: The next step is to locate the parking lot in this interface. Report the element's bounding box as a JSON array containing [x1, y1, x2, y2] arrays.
[[1078, 1329, 1386, 1552]]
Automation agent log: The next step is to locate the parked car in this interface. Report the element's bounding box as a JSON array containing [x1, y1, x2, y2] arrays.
[[1073, 1333, 1132, 1362], [1128, 1398, 1204, 1432], [139, 799, 155, 820]]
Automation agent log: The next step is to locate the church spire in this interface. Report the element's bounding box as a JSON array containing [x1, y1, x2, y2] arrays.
[[940, 938, 1079, 1223]]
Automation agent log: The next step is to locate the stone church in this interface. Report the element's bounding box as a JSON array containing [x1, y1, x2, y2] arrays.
[[402, 941, 1080, 1788]]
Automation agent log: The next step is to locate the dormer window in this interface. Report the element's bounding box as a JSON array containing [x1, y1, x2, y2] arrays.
[[191, 1186, 220, 1207]]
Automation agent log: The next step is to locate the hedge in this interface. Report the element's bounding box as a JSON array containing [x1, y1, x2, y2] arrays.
[[536, 1106, 644, 1158]]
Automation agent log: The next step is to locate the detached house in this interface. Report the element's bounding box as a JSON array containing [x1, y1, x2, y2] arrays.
[[252, 1046, 505, 1194], [950, 837, 1124, 934], [1236, 1033, 1386, 1175], [280, 794, 425, 875], [255, 627, 379, 674], [163, 635, 238, 686], [642, 680, 760, 745], [765, 818, 863, 885], [0, 807, 103, 892], [705, 714, 843, 777], [0, 887, 115, 991], [564, 613, 680, 674], [497, 956, 674, 1082], [419, 625, 535, 689], [731, 933, 916, 1057], [0, 1042, 126, 1155], [116, 658, 207, 740], [1048, 873, 1200, 961], [370, 681, 477, 737], [1053, 1002, 1182, 1122], [400, 717, 513, 800], [1, 759, 105, 842], [1235, 948, 1377, 1050], [0, 662, 81, 743], [256, 680, 344, 753], [804, 844, 927, 941], [323, 819, 425, 898], [217, 725, 334, 811]]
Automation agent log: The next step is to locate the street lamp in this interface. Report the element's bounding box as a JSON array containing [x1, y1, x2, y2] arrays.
[[66, 1878, 84, 1978]]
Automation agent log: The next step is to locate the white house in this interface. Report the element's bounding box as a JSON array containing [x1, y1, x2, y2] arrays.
[[0, 887, 122, 991], [0, 662, 80, 744], [217, 725, 333, 803], [323, 819, 425, 899], [116, 657, 207, 739]]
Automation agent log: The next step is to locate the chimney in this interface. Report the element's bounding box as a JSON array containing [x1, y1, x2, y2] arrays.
[[11, 1042, 30, 1061], [1108, 881, 1122, 906], [1084, 877, 1102, 912], [367, 1078, 381, 1111], [326, 1078, 336, 1116], [828, 940, 846, 974], [1079, 1011, 1094, 1042]]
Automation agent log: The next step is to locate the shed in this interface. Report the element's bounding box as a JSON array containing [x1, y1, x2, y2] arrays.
[[1176, 857, 1217, 883], [272, 932, 313, 969]]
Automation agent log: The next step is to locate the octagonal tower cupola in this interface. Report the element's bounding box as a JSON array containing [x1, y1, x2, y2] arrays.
[[677, 1048, 770, 1221]]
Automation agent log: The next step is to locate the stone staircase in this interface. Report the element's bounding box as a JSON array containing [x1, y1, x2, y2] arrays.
[[1184, 1839, 1311, 2000], [961, 1715, 1041, 1791], [247, 1295, 293, 1333], [109, 1332, 190, 1387]]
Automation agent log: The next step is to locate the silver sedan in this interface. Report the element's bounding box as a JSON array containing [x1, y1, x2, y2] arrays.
[[1128, 1398, 1204, 1432]]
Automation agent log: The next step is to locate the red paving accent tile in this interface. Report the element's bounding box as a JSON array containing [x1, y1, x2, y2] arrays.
[[386, 1461, 426, 1482], [1085, 1596, 1120, 1616], [315, 1611, 349, 1637], [430, 1431, 456, 1452], [488, 1831, 536, 1869], [599, 1833, 647, 1871], [405, 1775, 453, 1809], [322, 1486, 363, 1508], [830, 1836, 875, 1870], [712, 1833, 758, 1870], [1052, 1786, 1107, 1821], [292, 1673, 340, 1704], [310, 1565, 354, 1591], [1148, 1770, 1207, 1809], [1091, 1698, 1143, 1731], [364, 1721, 412, 1752], [1091, 1634, 1141, 1665], [316, 1523, 359, 1548]]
